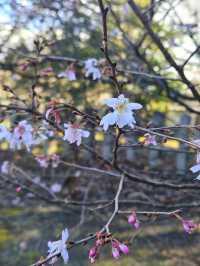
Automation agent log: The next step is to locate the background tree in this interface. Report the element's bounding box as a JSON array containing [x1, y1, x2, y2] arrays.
[[0, 1, 200, 265]]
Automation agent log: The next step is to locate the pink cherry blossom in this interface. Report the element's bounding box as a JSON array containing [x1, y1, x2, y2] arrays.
[[35, 154, 60, 168], [182, 219, 197, 234], [63, 123, 90, 146], [144, 133, 157, 146], [10, 120, 35, 151]]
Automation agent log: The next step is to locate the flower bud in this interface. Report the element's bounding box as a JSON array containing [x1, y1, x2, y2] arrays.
[[112, 247, 120, 259], [128, 211, 140, 229], [119, 243, 129, 255]]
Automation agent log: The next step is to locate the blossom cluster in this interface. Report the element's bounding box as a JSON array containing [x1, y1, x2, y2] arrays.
[[35, 154, 60, 168], [45, 212, 198, 265], [0, 120, 46, 151], [20, 58, 102, 81]]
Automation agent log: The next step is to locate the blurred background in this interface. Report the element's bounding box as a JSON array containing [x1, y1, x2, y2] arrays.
[[0, 0, 200, 265]]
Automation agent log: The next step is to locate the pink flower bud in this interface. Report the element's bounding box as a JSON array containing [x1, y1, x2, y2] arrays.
[[119, 243, 129, 255], [182, 219, 197, 234], [89, 246, 98, 263], [128, 211, 140, 229], [95, 239, 103, 246], [16, 186, 22, 193], [112, 247, 120, 259], [89, 247, 97, 257]]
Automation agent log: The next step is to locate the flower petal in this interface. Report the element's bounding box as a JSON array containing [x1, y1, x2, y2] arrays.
[[116, 112, 135, 128], [62, 228, 69, 242], [104, 98, 120, 108], [61, 248, 69, 264], [195, 174, 200, 180], [190, 164, 200, 173], [82, 130, 90, 138], [127, 103, 143, 110], [100, 112, 117, 131]]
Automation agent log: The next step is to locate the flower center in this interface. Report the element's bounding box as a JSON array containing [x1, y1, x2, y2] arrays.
[[116, 103, 127, 113], [17, 125, 25, 136]]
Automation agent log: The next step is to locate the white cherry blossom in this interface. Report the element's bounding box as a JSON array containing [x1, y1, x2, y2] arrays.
[[190, 140, 200, 180], [0, 124, 11, 142], [100, 94, 142, 131], [1, 161, 10, 174], [58, 69, 76, 80], [48, 228, 69, 264], [50, 183, 62, 193], [63, 123, 90, 146], [9, 120, 35, 151], [84, 58, 101, 80]]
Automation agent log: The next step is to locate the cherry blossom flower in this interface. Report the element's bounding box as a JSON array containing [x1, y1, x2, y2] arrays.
[[1, 161, 10, 174], [35, 154, 60, 168], [50, 183, 62, 193], [144, 133, 157, 146], [48, 228, 69, 264], [84, 58, 101, 80], [182, 219, 197, 234], [89, 246, 98, 263], [100, 95, 141, 129], [100, 94, 142, 131], [63, 123, 90, 146], [58, 64, 76, 81], [128, 211, 140, 229], [9, 120, 35, 151]]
